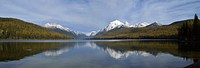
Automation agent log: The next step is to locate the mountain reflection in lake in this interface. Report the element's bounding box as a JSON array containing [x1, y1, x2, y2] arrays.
[[0, 40, 200, 68]]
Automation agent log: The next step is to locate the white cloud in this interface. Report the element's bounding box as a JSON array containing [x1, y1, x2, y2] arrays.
[[0, 0, 199, 32]]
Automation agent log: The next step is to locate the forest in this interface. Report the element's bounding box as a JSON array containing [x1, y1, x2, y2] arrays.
[[0, 14, 199, 40], [0, 18, 72, 39], [93, 15, 200, 40], [178, 14, 200, 41], [93, 22, 181, 39]]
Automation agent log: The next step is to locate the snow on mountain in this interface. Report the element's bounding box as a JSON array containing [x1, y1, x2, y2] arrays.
[[88, 31, 98, 36], [44, 23, 85, 35], [44, 21, 158, 37], [133, 22, 149, 28], [94, 20, 133, 36], [90, 31, 97, 36], [94, 20, 150, 36], [44, 23, 84, 35], [44, 23, 71, 31], [103, 20, 133, 32], [146, 22, 162, 27], [44, 23, 89, 38]]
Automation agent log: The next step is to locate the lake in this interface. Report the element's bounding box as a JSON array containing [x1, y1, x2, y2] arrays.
[[0, 40, 200, 68]]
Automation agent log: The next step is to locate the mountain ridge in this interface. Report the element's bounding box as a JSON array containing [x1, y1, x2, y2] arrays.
[[43, 19, 165, 39], [0, 17, 72, 39], [43, 20, 164, 38], [91, 19, 193, 39], [93, 18, 200, 39], [94, 20, 152, 36], [44, 23, 89, 39], [0, 17, 193, 39]]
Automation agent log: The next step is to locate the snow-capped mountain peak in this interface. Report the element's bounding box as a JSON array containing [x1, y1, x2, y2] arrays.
[[44, 23, 70, 31], [152, 21, 162, 26], [43, 21, 161, 38], [44, 23, 90, 38], [88, 31, 98, 36], [105, 20, 124, 31], [93, 20, 134, 36], [103, 20, 133, 31], [102, 20, 150, 31], [133, 22, 149, 28], [146, 22, 162, 27]]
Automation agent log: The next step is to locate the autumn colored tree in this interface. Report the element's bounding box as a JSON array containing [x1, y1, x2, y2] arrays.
[[0, 17, 72, 39]]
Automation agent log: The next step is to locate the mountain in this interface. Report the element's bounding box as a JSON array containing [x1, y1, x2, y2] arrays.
[[0, 18, 72, 39], [146, 22, 162, 27], [87, 31, 97, 36], [133, 22, 149, 28], [95, 20, 134, 36], [44, 23, 71, 31], [94, 20, 152, 36], [169, 19, 193, 26], [92, 19, 192, 39], [102, 20, 133, 31], [43, 20, 151, 38], [44, 23, 88, 39]]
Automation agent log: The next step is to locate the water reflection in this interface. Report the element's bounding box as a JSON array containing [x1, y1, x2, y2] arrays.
[[43, 43, 76, 56], [0, 42, 64, 61], [105, 48, 150, 59], [0, 40, 200, 68], [31, 41, 200, 60], [96, 41, 200, 60]]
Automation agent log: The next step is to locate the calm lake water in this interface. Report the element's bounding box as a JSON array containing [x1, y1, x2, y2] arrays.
[[0, 40, 200, 68]]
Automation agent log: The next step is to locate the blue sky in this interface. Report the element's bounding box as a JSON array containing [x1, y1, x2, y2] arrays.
[[0, 0, 200, 32]]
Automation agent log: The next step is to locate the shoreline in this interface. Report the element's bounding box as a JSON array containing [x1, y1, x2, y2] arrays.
[[0, 39, 178, 43]]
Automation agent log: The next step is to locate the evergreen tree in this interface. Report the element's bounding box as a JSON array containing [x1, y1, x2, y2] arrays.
[[193, 14, 198, 40], [178, 14, 200, 41]]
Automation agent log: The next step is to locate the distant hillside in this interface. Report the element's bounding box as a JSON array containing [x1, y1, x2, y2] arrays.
[[92, 19, 194, 39], [0, 18, 72, 39], [169, 19, 193, 26], [44, 23, 88, 39]]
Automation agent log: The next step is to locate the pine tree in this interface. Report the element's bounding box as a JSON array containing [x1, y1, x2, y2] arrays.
[[193, 14, 198, 40], [178, 14, 200, 41], [195, 14, 200, 40]]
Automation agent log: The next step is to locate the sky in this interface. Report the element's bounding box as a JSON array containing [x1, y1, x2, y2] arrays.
[[0, 0, 200, 32]]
